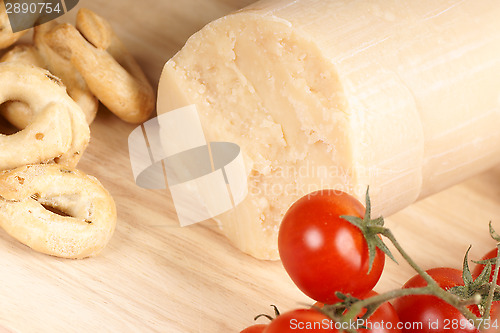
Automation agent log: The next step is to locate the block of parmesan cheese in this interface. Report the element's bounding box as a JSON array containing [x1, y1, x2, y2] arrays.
[[158, 0, 500, 260]]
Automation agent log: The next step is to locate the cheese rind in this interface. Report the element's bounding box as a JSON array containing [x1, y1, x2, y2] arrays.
[[158, 0, 500, 260]]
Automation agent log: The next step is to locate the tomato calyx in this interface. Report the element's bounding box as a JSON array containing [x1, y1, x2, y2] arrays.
[[470, 222, 500, 324], [318, 293, 360, 318], [489, 221, 500, 243], [449, 246, 500, 316], [476, 223, 500, 321], [472, 223, 500, 271], [254, 305, 281, 322], [340, 187, 397, 272], [320, 292, 380, 325], [318, 244, 500, 332]]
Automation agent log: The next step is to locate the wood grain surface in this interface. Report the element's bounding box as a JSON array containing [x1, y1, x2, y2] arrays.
[[1, 0, 500, 332]]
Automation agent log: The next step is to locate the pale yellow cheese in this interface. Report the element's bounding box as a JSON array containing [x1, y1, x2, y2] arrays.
[[158, 0, 500, 260]]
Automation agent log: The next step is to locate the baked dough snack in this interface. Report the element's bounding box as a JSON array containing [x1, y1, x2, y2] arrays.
[[45, 8, 155, 124], [0, 0, 27, 49], [0, 23, 99, 127], [0, 164, 116, 258], [0, 63, 90, 170], [34, 21, 99, 125], [0, 44, 43, 64], [0, 10, 120, 260], [0, 45, 44, 129]]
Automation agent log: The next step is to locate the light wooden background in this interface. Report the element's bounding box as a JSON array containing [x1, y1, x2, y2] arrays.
[[1, 0, 499, 332]]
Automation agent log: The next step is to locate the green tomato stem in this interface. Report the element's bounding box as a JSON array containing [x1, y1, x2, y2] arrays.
[[316, 191, 497, 332], [380, 228, 438, 287], [322, 226, 489, 332], [338, 286, 432, 320], [381, 227, 481, 326], [480, 243, 500, 327], [328, 287, 480, 332]]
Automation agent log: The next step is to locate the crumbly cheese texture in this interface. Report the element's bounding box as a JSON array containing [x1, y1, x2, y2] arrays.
[[158, 0, 500, 260]]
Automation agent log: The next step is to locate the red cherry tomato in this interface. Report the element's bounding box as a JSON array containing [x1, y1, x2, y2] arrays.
[[393, 268, 478, 333], [240, 324, 267, 333], [469, 304, 500, 333], [278, 190, 385, 304], [315, 291, 402, 333], [357, 291, 402, 333], [263, 309, 336, 332]]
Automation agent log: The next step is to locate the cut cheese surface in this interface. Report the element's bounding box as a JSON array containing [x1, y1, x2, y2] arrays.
[[158, 0, 500, 260]]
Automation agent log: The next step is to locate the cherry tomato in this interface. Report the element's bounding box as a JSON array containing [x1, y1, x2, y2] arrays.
[[393, 267, 477, 333], [240, 324, 267, 333], [315, 291, 402, 333], [469, 305, 500, 333], [473, 248, 500, 285], [278, 190, 385, 304], [263, 309, 336, 332], [357, 291, 402, 333]]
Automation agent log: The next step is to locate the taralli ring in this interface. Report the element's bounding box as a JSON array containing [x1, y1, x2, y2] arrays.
[[0, 24, 99, 128], [0, 164, 116, 259], [46, 8, 155, 124], [0, 44, 43, 65], [0, 45, 45, 129], [34, 21, 99, 125], [0, 0, 27, 49], [0, 63, 90, 170]]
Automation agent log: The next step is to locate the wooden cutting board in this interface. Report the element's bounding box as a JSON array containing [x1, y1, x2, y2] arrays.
[[1, 1, 499, 332]]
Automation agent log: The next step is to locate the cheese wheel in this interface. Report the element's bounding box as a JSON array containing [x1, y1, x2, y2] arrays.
[[158, 0, 500, 260]]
